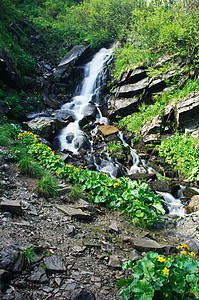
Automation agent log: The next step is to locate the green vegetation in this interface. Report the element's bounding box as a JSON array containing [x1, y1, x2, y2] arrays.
[[21, 247, 36, 265], [69, 185, 84, 200], [117, 243, 199, 299], [38, 174, 59, 198], [17, 130, 165, 228], [158, 132, 199, 181], [108, 141, 123, 152]]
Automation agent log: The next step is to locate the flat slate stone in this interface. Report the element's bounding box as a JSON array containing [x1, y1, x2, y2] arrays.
[[56, 205, 93, 221], [132, 237, 164, 253], [98, 125, 119, 137], [108, 255, 122, 269], [0, 200, 22, 216], [43, 255, 66, 271], [28, 266, 48, 283]]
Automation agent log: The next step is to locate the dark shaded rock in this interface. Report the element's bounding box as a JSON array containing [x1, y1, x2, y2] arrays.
[[43, 255, 66, 271], [132, 237, 164, 253], [0, 269, 11, 292], [66, 133, 74, 143], [71, 289, 96, 300], [0, 245, 25, 272], [148, 78, 167, 93], [176, 93, 199, 130], [0, 47, 23, 90], [73, 134, 90, 151], [0, 200, 22, 216], [114, 78, 149, 98], [149, 181, 170, 193], [184, 187, 199, 198], [53, 43, 91, 79], [43, 94, 64, 109], [28, 266, 48, 283], [0, 101, 9, 117], [108, 96, 140, 122], [82, 103, 97, 121], [116, 68, 147, 86]]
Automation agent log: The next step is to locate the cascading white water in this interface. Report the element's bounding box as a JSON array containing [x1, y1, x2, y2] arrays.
[[157, 191, 185, 216], [58, 47, 112, 153]]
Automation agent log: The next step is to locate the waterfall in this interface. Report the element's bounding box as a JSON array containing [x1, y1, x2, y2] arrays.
[[58, 47, 113, 153], [156, 191, 185, 217]]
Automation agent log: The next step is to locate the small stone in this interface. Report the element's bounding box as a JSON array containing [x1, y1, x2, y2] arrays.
[[109, 222, 119, 233], [108, 256, 122, 269], [67, 225, 75, 236], [129, 249, 142, 262], [132, 237, 164, 253], [28, 266, 49, 283], [54, 277, 62, 286], [56, 205, 93, 221], [72, 246, 86, 253], [43, 255, 66, 271]]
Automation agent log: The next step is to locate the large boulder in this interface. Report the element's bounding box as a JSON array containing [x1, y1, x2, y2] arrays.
[[0, 101, 9, 117], [53, 43, 91, 80], [108, 96, 140, 122], [116, 67, 148, 86], [187, 195, 199, 213], [113, 78, 149, 98], [176, 93, 199, 130]]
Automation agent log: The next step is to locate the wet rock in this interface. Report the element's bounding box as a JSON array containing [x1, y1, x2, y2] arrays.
[[149, 180, 170, 193], [0, 200, 22, 216], [132, 237, 164, 253], [73, 134, 91, 151], [187, 195, 199, 213], [0, 245, 25, 272], [108, 256, 122, 269], [43, 94, 64, 109], [98, 125, 118, 137], [0, 269, 11, 292], [82, 103, 97, 121], [185, 187, 199, 198], [43, 255, 66, 271], [56, 205, 93, 221], [71, 288, 96, 300], [28, 266, 48, 283], [54, 44, 91, 79]]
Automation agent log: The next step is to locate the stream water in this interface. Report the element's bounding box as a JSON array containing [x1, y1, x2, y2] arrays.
[[57, 47, 186, 216]]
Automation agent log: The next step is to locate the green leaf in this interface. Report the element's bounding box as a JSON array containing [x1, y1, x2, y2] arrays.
[[133, 279, 154, 299]]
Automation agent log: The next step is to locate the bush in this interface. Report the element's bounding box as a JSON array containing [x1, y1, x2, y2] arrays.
[[38, 174, 59, 198]]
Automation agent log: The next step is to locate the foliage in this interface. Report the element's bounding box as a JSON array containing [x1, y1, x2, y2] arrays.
[[17, 130, 165, 228], [38, 173, 59, 198], [117, 244, 199, 299], [108, 141, 123, 152], [0, 123, 21, 147], [21, 247, 36, 265], [17, 158, 45, 179], [69, 184, 84, 200], [158, 132, 199, 181]]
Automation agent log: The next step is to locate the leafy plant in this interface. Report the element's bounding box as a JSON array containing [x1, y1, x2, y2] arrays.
[[117, 244, 199, 299], [158, 132, 199, 181], [69, 184, 84, 200], [108, 141, 123, 152]]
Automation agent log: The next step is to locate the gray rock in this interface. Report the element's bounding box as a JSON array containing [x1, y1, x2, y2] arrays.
[[116, 68, 147, 86], [67, 225, 76, 236], [72, 246, 86, 253], [109, 222, 119, 233], [114, 78, 149, 98], [0, 245, 25, 272], [176, 93, 199, 130], [148, 78, 167, 93], [54, 44, 90, 79], [129, 249, 142, 262], [28, 266, 48, 283], [0, 101, 9, 117], [108, 255, 122, 269], [73, 134, 90, 151], [43, 255, 66, 271], [56, 205, 93, 221], [132, 237, 164, 253], [0, 200, 22, 216], [70, 288, 96, 300], [108, 96, 140, 121]]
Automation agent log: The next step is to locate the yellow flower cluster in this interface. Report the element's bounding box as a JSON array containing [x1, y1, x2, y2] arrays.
[[157, 256, 165, 262], [163, 267, 169, 275], [176, 243, 190, 251]]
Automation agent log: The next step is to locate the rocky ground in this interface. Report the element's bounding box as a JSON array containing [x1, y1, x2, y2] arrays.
[[0, 146, 199, 300]]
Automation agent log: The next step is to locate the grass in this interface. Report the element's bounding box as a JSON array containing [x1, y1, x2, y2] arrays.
[[17, 158, 46, 179], [38, 173, 59, 198]]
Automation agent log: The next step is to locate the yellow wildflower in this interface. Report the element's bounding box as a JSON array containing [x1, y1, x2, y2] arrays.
[[163, 267, 169, 275], [180, 250, 187, 255], [174, 282, 177, 286], [113, 182, 119, 187], [188, 252, 195, 257], [157, 256, 165, 262]]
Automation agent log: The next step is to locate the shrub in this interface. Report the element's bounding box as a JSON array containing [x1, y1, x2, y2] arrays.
[[38, 173, 59, 198]]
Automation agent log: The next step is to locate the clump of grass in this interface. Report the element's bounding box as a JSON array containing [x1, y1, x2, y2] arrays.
[[38, 174, 59, 198], [69, 184, 84, 201], [17, 157, 45, 179]]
